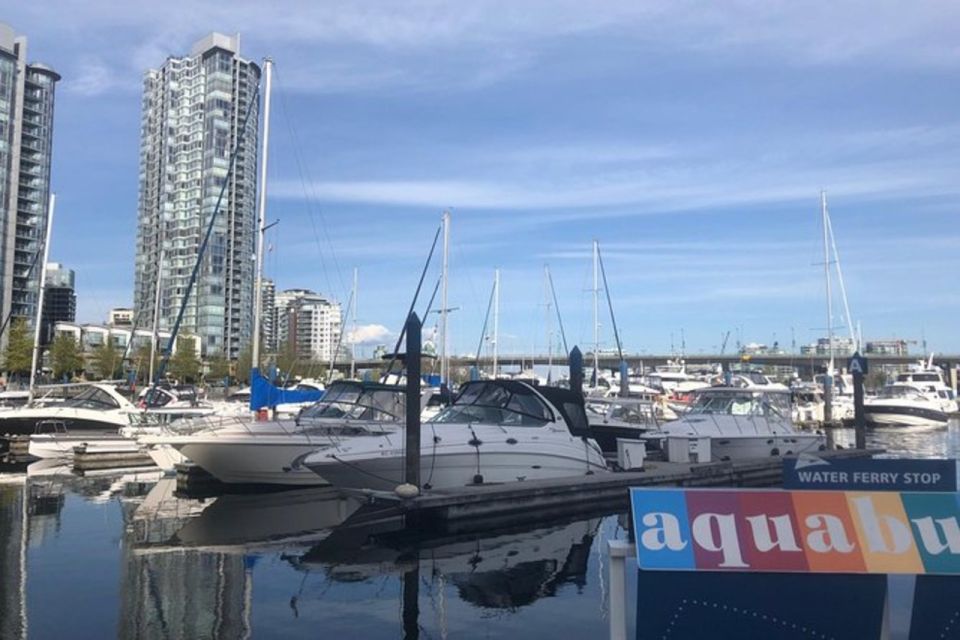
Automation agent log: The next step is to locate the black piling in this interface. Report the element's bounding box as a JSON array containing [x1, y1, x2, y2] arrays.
[[405, 312, 421, 488], [569, 346, 584, 396], [851, 351, 867, 449]]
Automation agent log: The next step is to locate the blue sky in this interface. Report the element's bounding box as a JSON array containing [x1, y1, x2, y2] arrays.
[[6, 1, 960, 356]]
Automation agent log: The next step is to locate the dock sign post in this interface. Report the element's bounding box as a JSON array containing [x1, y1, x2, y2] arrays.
[[783, 454, 957, 492], [849, 352, 868, 449]]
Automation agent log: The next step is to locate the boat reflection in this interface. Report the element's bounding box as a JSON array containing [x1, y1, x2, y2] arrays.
[[295, 513, 602, 612]]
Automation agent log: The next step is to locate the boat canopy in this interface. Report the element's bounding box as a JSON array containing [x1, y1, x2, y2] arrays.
[[298, 380, 405, 421], [249, 369, 324, 411], [434, 380, 555, 427]]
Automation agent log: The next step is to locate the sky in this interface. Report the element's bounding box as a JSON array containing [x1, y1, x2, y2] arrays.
[[5, 1, 960, 357]]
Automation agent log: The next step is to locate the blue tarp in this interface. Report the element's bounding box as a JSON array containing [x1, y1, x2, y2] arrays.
[[249, 368, 324, 411]]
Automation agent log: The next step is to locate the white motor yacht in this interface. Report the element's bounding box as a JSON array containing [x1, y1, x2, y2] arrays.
[[0, 384, 135, 439], [892, 362, 959, 415], [300, 379, 608, 493], [140, 380, 406, 485], [641, 387, 826, 460], [864, 384, 950, 427]]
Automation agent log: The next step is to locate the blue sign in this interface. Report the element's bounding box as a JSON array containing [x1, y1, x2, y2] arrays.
[[783, 455, 957, 492], [848, 351, 868, 375]]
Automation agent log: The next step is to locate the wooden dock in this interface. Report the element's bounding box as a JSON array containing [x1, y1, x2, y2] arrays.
[[348, 449, 876, 527]]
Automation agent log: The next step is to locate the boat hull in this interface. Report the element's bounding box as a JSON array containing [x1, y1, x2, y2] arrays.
[[305, 449, 608, 493], [176, 440, 329, 486], [865, 404, 948, 428]]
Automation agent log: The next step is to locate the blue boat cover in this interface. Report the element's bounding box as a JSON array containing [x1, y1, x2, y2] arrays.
[[249, 369, 324, 410]]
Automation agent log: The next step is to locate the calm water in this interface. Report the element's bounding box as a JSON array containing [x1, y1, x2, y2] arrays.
[[1, 423, 958, 639]]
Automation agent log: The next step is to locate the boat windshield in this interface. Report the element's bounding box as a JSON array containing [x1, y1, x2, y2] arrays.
[[433, 382, 552, 426], [61, 386, 122, 410], [878, 385, 925, 399], [688, 391, 789, 418], [300, 385, 404, 421]]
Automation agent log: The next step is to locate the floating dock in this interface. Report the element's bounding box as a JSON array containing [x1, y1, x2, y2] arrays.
[[346, 449, 876, 527]]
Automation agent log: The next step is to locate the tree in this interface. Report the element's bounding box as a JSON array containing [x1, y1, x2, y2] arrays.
[[235, 345, 252, 384], [276, 338, 298, 379], [132, 344, 160, 384], [3, 318, 34, 384], [50, 333, 82, 381], [89, 340, 122, 380], [206, 350, 231, 383], [168, 336, 201, 383]]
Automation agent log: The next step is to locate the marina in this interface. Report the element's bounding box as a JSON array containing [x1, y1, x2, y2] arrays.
[[0, 3, 958, 639]]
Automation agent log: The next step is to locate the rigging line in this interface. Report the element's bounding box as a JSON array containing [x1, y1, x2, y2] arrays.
[[421, 276, 441, 326], [327, 288, 354, 381], [597, 245, 624, 361], [546, 267, 569, 356], [474, 278, 496, 369], [272, 67, 349, 302], [155, 81, 261, 382], [824, 211, 856, 347], [382, 224, 442, 379]]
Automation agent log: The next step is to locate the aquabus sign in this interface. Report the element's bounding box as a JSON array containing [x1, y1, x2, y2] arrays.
[[631, 488, 960, 575]]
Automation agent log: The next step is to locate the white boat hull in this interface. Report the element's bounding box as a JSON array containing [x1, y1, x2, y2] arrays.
[[176, 440, 329, 486], [307, 447, 607, 493]]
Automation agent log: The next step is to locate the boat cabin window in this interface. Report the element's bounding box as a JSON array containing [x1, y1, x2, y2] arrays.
[[300, 385, 404, 421], [899, 373, 939, 383], [689, 392, 789, 418], [434, 382, 552, 426], [141, 388, 173, 408], [63, 387, 121, 410], [878, 385, 924, 399]]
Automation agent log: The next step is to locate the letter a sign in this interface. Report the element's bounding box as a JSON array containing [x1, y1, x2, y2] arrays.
[[849, 352, 868, 375]]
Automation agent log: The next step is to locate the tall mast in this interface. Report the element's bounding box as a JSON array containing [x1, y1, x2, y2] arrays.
[[149, 247, 165, 385], [492, 268, 500, 377], [821, 190, 834, 374], [349, 267, 358, 379], [592, 239, 600, 380], [440, 211, 450, 387], [825, 210, 857, 351], [544, 265, 553, 373], [28, 194, 55, 402], [251, 58, 273, 373]]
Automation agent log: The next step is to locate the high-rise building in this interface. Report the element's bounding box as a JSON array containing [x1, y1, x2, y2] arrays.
[[0, 23, 59, 335], [133, 33, 261, 359], [40, 261, 75, 343], [273, 288, 343, 363]]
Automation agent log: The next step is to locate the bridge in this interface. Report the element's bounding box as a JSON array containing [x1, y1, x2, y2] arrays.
[[338, 352, 960, 379]]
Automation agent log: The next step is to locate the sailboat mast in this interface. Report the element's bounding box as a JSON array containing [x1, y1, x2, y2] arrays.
[[149, 247, 165, 385], [544, 265, 553, 372], [251, 58, 273, 372], [493, 268, 500, 377], [440, 211, 450, 386], [821, 190, 834, 374], [592, 239, 600, 380], [350, 267, 358, 379], [28, 194, 55, 402]]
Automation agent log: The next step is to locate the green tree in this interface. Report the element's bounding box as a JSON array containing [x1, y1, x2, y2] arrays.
[[168, 336, 201, 383], [206, 350, 231, 383], [276, 338, 298, 379], [235, 345, 252, 384], [50, 333, 82, 381], [89, 340, 122, 380], [3, 318, 34, 383], [131, 344, 160, 384]]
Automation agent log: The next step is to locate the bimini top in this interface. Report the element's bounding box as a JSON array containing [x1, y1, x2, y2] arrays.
[[298, 380, 405, 422], [434, 379, 589, 433]]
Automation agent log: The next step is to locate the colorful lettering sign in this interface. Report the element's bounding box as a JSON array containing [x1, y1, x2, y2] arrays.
[[630, 488, 960, 575]]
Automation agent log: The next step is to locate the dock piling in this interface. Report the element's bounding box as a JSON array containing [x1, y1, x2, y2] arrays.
[[404, 312, 421, 491], [570, 346, 583, 396]]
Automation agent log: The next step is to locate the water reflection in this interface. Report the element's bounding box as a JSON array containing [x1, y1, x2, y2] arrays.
[[829, 417, 960, 458], [8, 419, 959, 638]]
